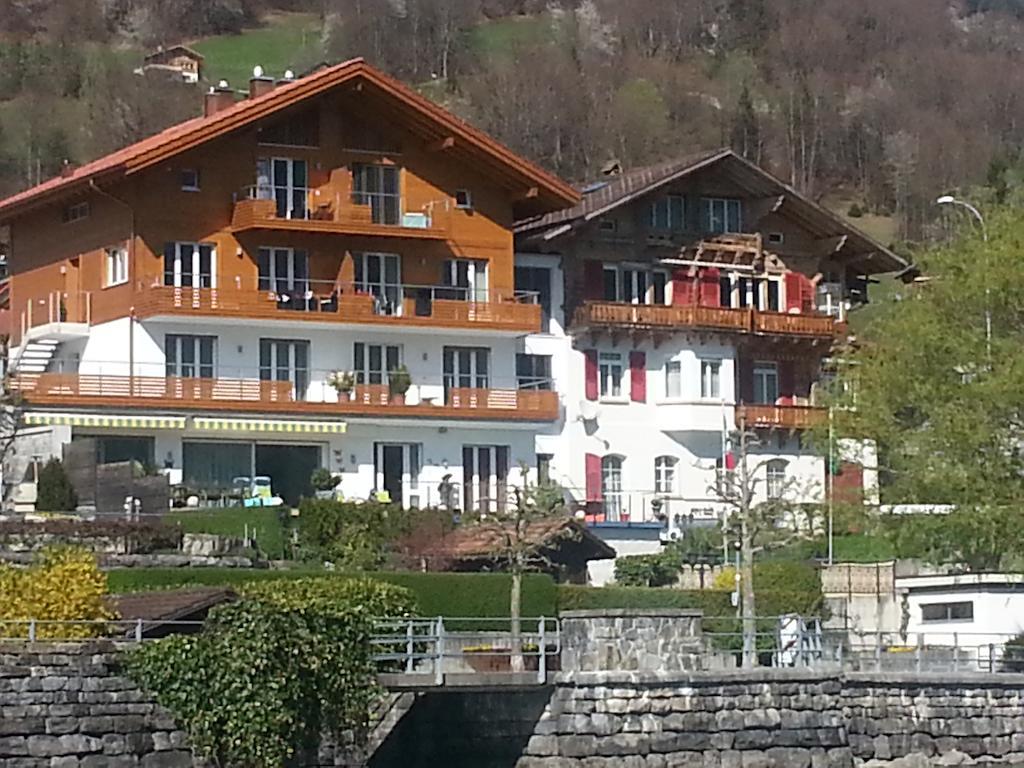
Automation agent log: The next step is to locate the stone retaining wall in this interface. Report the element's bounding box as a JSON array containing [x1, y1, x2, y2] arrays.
[[0, 641, 192, 768], [559, 609, 704, 674]]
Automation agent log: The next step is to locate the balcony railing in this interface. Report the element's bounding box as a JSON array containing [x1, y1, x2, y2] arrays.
[[231, 188, 451, 239], [135, 280, 542, 333], [13, 371, 560, 422], [735, 404, 826, 429], [574, 302, 840, 338]]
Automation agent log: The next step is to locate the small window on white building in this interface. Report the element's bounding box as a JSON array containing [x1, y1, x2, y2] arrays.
[[104, 246, 129, 288], [599, 352, 624, 398], [665, 360, 682, 399], [921, 602, 974, 623], [766, 459, 787, 500], [654, 456, 677, 495], [700, 359, 721, 399]]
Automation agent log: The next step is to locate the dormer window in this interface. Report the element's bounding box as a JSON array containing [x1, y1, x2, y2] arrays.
[[181, 169, 200, 191], [62, 201, 89, 224], [649, 195, 685, 232], [703, 197, 742, 234]]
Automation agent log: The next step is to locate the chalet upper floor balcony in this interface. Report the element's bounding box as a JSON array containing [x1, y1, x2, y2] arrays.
[[735, 403, 826, 430], [134, 280, 542, 334], [574, 302, 842, 340], [231, 186, 451, 240], [13, 371, 560, 423]]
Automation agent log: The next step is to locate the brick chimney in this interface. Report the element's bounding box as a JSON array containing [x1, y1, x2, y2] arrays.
[[60, 160, 76, 178], [204, 81, 235, 117], [249, 66, 275, 100]]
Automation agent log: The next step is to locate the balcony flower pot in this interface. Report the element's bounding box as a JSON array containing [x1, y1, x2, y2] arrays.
[[310, 468, 341, 500], [326, 371, 356, 402], [388, 365, 411, 406]]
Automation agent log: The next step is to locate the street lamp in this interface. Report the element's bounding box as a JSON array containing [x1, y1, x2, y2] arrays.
[[935, 195, 990, 358]]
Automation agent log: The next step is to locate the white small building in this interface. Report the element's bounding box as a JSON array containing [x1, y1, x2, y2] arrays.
[[900, 573, 1024, 649]]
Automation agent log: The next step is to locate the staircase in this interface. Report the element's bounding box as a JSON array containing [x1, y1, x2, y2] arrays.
[[13, 338, 60, 374]]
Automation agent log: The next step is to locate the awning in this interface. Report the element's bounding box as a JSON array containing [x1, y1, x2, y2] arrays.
[[23, 413, 187, 429], [191, 417, 346, 434]]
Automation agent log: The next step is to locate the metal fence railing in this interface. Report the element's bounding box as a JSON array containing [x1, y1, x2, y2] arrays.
[[0, 619, 205, 643]]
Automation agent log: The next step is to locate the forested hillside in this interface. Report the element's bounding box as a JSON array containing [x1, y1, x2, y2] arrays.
[[2, 0, 1024, 241]]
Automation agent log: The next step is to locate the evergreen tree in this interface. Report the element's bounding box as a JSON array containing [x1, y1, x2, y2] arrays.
[[36, 458, 78, 512]]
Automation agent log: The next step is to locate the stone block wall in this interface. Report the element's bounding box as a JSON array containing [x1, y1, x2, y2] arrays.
[[0, 641, 192, 768], [559, 610, 704, 674], [518, 669, 852, 768], [844, 672, 1024, 764]]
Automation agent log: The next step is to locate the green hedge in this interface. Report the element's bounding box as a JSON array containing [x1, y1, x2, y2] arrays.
[[167, 507, 288, 560], [558, 585, 732, 615], [107, 568, 558, 621]]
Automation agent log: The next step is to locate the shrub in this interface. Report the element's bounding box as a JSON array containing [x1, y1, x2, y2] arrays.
[[0, 547, 116, 638], [847, 202, 864, 217], [614, 553, 678, 587], [310, 468, 341, 492], [128, 599, 383, 767], [35, 458, 77, 512], [0, 519, 180, 554], [298, 499, 402, 569]]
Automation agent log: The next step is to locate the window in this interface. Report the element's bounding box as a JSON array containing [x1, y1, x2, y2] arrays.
[[104, 246, 128, 288], [181, 169, 200, 191], [665, 360, 682, 399], [165, 335, 216, 378], [599, 352, 624, 398], [163, 242, 216, 288], [443, 347, 490, 393], [602, 265, 668, 304], [454, 189, 473, 209], [767, 279, 781, 311], [753, 361, 778, 404], [598, 218, 618, 233], [921, 602, 974, 623], [514, 266, 552, 330], [654, 456, 677, 495], [703, 197, 742, 234], [601, 456, 624, 520], [351, 163, 400, 225], [259, 338, 310, 399], [516, 354, 552, 390], [354, 342, 401, 385], [767, 231, 785, 245], [463, 445, 510, 514], [257, 247, 309, 294], [442, 258, 488, 302], [537, 454, 553, 485], [256, 157, 308, 220], [719, 273, 734, 307], [700, 359, 721, 399], [374, 442, 422, 509], [355, 252, 402, 315], [766, 459, 787, 500], [649, 195, 685, 231], [62, 201, 89, 224]]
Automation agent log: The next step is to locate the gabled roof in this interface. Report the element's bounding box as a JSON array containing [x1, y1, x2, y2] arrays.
[[144, 45, 205, 63], [515, 149, 907, 274], [0, 58, 579, 221]]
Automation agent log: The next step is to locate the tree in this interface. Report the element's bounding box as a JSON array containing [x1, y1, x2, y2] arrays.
[[711, 416, 807, 668], [36, 457, 77, 512]]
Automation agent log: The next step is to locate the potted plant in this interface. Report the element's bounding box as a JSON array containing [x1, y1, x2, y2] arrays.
[[388, 365, 412, 405], [310, 468, 341, 500], [326, 370, 356, 400]]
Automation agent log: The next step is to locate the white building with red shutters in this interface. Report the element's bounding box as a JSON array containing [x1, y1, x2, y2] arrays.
[[514, 150, 900, 582]]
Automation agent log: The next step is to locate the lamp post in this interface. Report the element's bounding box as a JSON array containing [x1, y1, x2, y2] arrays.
[[935, 195, 990, 359]]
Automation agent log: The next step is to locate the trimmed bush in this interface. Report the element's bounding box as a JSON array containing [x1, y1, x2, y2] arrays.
[[36, 458, 77, 512], [240, 576, 417, 618]]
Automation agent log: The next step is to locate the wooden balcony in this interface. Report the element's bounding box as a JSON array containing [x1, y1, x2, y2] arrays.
[[230, 197, 450, 240], [735, 404, 826, 430], [574, 302, 841, 339], [14, 375, 560, 423], [575, 303, 751, 332], [134, 286, 542, 334]]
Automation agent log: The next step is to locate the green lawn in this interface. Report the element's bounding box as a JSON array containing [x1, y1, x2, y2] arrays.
[[192, 12, 323, 88], [167, 506, 289, 560], [466, 15, 553, 59]]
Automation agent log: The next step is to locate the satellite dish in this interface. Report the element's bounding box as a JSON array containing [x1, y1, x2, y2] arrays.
[[578, 400, 600, 422], [217, 79, 229, 89], [253, 65, 264, 78], [283, 69, 295, 80]]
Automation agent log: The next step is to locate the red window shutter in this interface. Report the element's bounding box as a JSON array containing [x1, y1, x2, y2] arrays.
[[738, 357, 755, 403], [583, 260, 604, 300], [785, 272, 803, 313], [672, 267, 694, 306], [629, 350, 646, 402], [699, 267, 721, 307], [584, 349, 599, 401], [779, 360, 795, 405], [585, 453, 603, 501], [800, 274, 816, 313]]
